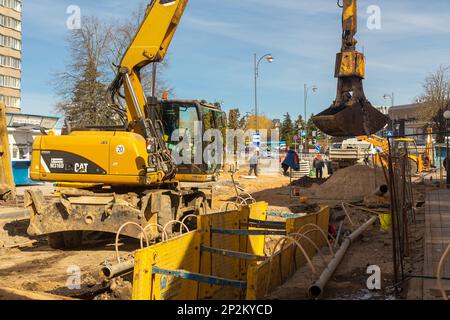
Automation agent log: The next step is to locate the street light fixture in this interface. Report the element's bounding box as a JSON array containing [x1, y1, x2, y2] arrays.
[[444, 111, 450, 186], [254, 53, 274, 133]]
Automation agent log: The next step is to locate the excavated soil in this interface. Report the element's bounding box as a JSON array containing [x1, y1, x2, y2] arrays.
[[304, 165, 387, 201]]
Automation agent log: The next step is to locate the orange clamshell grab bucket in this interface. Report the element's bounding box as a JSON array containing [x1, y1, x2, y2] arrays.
[[313, 99, 389, 137]]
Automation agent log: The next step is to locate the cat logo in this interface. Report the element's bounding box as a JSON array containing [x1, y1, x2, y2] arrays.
[[74, 163, 88, 173]]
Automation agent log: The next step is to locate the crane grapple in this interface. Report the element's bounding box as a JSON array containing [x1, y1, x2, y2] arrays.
[[312, 0, 388, 137]]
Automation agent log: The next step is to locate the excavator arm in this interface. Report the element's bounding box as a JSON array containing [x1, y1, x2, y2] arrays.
[[313, 0, 388, 137], [108, 0, 188, 180], [357, 135, 389, 152], [111, 0, 187, 125]]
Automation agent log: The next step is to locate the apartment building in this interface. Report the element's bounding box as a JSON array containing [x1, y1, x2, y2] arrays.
[[0, 0, 21, 113]]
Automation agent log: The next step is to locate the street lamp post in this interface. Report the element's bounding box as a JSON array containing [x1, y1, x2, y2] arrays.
[[303, 84, 318, 153], [444, 111, 450, 187], [254, 53, 274, 133], [383, 92, 395, 135]]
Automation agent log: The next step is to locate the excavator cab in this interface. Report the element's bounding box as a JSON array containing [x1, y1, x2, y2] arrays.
[[312, 0, 388, 137], [157, 100, 226, 181]]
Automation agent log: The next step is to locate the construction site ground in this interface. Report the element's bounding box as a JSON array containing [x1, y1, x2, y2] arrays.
[[0, 168, 438, 300]]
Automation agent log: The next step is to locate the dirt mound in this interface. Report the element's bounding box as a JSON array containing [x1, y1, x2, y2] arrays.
[[306, 165, 387, 201], [291, 176, 327, 188]]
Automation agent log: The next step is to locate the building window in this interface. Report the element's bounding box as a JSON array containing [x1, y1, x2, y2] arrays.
[[0, 14, 21, 31], [0, 94, 20, 108], [0, 75, 20, 89], [0, 34, 21, 50], [0, 0, 21, 12], [0, 54, 20, 69]]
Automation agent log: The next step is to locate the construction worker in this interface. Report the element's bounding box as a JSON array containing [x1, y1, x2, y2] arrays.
[[281, 149, 300, 176], [325, 156, 334, 176], [313, 153, 325, 179], [249, 149, 259, 177]]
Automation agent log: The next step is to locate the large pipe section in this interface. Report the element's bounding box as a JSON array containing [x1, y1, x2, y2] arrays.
[[372, 185, 389, 197], [101, 259, 135, 280], [308, 216, 377, 299]]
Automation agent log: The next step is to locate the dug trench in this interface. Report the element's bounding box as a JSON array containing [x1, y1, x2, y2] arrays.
[[0, 165, 428, 299]]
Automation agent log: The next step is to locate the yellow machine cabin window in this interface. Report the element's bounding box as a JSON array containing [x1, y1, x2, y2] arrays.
[[160, 104, 199, 164]]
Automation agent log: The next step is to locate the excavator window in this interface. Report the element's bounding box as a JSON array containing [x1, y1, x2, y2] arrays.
[[159, 103, 198, 152], [202, 107, 215, 131]]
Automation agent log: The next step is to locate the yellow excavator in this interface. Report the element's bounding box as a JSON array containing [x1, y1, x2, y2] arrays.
[[357, 135, 429, 174], [0, 102, 16, 202], [26, 0, 225, 248], [313, 0, 388, 137]]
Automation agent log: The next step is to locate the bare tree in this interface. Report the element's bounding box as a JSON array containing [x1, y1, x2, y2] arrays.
[[54, 16, 119, 126], [417, 66, 450, 142], [54, 3, 174, 127]]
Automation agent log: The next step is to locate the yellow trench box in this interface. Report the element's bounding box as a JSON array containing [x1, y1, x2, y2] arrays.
[[132, 202, 329, 300]]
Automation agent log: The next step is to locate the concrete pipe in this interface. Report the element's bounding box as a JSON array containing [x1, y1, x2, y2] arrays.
[[372, 185, 389, 197], [308, 216, 377, 299]]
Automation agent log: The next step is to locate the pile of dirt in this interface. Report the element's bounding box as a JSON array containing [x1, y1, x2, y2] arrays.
[[291, 176, 327, 188], [0, 219, 33, 249], [306, 165, 387, 201]]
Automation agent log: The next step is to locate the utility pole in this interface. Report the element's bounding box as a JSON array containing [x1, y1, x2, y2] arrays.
[[304, 84, 318, 153]]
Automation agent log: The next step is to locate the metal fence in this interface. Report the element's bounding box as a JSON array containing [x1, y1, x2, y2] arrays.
[[387, 132, 450, 297], [386, 136, 416, 286]]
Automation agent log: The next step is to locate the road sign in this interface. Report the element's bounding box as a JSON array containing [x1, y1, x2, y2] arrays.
[[253, 133, 260, 146], [315, 144, 321, 152]]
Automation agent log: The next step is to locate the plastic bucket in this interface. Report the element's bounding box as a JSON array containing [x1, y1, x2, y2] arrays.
[[379, 213, 392, 231]]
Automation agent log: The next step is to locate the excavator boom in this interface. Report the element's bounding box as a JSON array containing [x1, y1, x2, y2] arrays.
[[312, 0, 388, 137], [107, 0, 188, 181], [116, 0, 188, 126]]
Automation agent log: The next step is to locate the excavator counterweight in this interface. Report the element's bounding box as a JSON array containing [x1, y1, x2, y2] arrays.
[[312, 0, 388, 137]]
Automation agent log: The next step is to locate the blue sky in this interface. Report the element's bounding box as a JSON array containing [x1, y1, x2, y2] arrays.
[[21, 0, 450, 120]]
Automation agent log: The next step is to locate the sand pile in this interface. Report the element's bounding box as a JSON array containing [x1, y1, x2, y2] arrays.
[[306, 165, 387, 201]]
